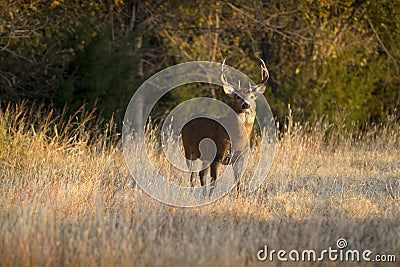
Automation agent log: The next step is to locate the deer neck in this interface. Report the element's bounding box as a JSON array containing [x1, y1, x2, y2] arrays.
[[237, 109, 255, 140]]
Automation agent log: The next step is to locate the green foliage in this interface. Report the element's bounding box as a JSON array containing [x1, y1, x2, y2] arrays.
[[57, 28, 143, 125], [1, 0, 399, 130], [0, 0, 113, 102], [1, 0, 153, 127], [288, 50, 382, 125]]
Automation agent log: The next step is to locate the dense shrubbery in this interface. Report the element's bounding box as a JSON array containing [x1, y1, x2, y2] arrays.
[[1, 0, 399, 128]]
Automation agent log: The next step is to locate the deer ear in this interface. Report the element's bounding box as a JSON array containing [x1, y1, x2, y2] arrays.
[[252, 84, 266, 97], [223, 85, 235, 96]]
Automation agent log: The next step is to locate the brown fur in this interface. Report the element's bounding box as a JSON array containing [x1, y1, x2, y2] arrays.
[[181, 60, 269, 196]]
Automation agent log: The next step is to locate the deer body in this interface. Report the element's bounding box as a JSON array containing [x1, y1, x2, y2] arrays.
[[181, 60, 269, 196]]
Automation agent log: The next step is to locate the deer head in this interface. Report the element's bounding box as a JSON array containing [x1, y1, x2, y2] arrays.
[[220, 59, 269, 117]]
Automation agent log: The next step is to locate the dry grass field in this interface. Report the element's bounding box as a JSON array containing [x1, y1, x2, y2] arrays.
[[0, 103, 399, 266]]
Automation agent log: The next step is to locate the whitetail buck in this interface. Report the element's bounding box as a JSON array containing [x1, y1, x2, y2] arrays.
[[181, 59, 269, 196]]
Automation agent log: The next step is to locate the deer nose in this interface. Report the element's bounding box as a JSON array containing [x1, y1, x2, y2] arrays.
[[242, 102, 250, 109]]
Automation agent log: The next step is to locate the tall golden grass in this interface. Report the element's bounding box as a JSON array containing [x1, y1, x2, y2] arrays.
[[0, 102, 399, 266]]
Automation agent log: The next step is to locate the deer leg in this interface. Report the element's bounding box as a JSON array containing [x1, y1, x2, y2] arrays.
[[189, 172, 196, 187], [209, 161, 219, 197], [186, 159, 196, 187], [233, 155, 246, 197], [199, 167, 207, 196]]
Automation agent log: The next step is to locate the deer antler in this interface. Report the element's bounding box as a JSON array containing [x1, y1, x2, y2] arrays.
[[258, 59, 270, 85], [220, 59, 237, 94], [220, 59, 230, 87]]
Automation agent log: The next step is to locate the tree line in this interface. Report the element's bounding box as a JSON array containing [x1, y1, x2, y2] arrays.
[[1, 0, 399, 128]]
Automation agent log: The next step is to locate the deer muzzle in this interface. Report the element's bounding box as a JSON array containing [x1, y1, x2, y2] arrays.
[[242, 102, 250, 109]]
